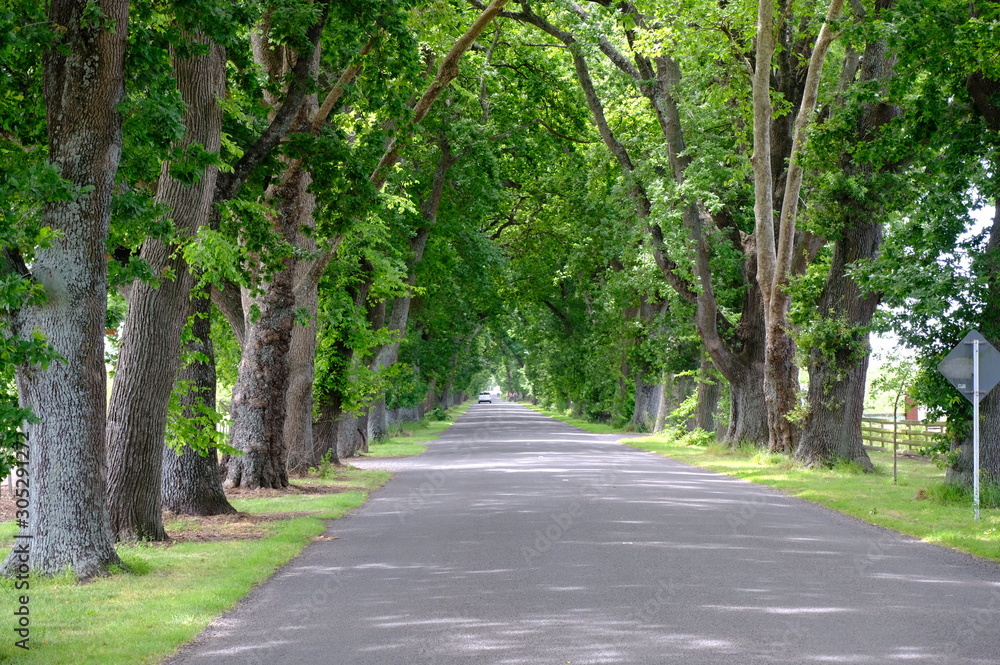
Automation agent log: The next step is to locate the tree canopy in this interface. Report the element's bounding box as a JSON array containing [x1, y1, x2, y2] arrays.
[[1, 0, 999, 575]]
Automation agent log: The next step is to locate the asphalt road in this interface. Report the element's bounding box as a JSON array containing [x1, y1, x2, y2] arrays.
[[165, 400, 1000, 664]]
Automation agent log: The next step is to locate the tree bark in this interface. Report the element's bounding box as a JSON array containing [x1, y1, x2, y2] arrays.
[[311, 262, 374, 464], [337, 411, 368, 460], [797, 6, 899, 469], [752, 0, 845, 453], [162, 290, 236, 515], [630, 373, 659, 432], [695, 353, 720, 433], [284, 225, 319, 475], [653, 370, 669, 433], [4, 0, 127, 577], [313, 398, 342, 467], [106, 33, 225, 541], [223, 22, 320, 489]]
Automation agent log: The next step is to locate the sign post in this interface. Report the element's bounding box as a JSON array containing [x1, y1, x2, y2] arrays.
[[973, 338, 980, 520], [938, 330, 1000, 520]]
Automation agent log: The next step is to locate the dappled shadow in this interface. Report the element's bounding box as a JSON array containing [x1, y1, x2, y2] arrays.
[[166, 401, 1000, 665]]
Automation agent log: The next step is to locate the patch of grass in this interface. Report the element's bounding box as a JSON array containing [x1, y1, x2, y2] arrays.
[[925, 480, 1000, 509], [0, 465, 388, 665], [0, 520, 16, 543], [364, 439, 429, 457], [230, 489, 371, 518], [364, 401, 471, 457], [521, 403, 626, 434], [624, 431, 1000, 561]]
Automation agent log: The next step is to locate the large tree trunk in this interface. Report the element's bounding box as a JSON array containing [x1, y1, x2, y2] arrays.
[[223, 232, 297, 489], [162, 290, 236, 515], [726, 363, 769, 445], [695, 230, 770, 446], [3, 0, 127, 577], [798, 346, 874, 469], [752, 0, 845, 454], [797, 10, 899, 469], [695, 354, 720, 433], [367, 398, 390, 445], [284, 226, 319, 475], [312, 399, 342, 466], [311, 264, 374, 466], [223, 26, 319, 489], [106, 33, 225, 541], [796, 205, 883, 469], [336, 411, 366, 460], [631, 373, 659, 432], [762, 322, 801, 453]]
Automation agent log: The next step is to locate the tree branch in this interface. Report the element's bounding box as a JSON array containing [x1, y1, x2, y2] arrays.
[[312, 36, 375, 135], [371, 0, 512, 187], [213, 2, 331, 204]]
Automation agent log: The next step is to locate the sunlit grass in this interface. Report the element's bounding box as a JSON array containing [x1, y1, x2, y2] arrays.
[[520, 403, 624, 434], [364, 401, 471, 457], [626, 430, 1000, 561]]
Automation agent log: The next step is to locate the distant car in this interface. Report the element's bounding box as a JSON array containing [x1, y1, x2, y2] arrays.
[[478, 391, 492, 404]]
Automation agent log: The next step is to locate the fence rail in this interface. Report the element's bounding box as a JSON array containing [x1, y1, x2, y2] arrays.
[[860, 417, 946, 450]]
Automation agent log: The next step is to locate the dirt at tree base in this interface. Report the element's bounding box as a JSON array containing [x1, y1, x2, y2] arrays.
[[0, 479, 349, 543]]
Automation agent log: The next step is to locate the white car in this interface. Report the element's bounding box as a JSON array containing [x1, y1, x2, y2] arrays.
[[478, 391, 492, 404]]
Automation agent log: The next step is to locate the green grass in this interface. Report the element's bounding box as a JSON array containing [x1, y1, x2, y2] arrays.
[[363, 401, 472, 457], [521, 403, 626, 434], [625, 431, 1000, 561], [0, 466, 389, 665]]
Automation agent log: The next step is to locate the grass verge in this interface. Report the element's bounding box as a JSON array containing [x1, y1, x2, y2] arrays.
[[363, 401, 472, 457], [626, 430, 1000, 561], [531, 406, 1000, 559], [520, 403, 625, 434], [0, 466, 389, 665]]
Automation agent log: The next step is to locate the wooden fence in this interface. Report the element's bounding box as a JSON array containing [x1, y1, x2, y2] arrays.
[[860, 417, 946, 451]]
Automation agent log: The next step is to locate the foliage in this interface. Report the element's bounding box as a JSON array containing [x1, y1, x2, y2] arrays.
[[307, 449, 336, 479]]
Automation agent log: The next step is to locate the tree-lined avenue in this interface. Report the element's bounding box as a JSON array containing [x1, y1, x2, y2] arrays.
[[165, 401, 1000, 664]]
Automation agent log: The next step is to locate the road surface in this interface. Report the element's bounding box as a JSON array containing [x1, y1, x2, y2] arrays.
[[165, 400, 1000, 664]]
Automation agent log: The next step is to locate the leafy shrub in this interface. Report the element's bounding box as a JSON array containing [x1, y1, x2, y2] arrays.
[[678, 427, 715, 447], [308, 450, 336, 480], [428, 406, 450, 422]]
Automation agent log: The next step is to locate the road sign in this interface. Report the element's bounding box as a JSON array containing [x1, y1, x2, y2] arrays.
[[938, 329, 1000, 521], [938, 330, 1000, 403]]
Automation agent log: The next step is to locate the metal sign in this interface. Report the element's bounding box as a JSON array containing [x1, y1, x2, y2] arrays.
[[938, 330, 1000, 403], [938, 329, 1000, 521]]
